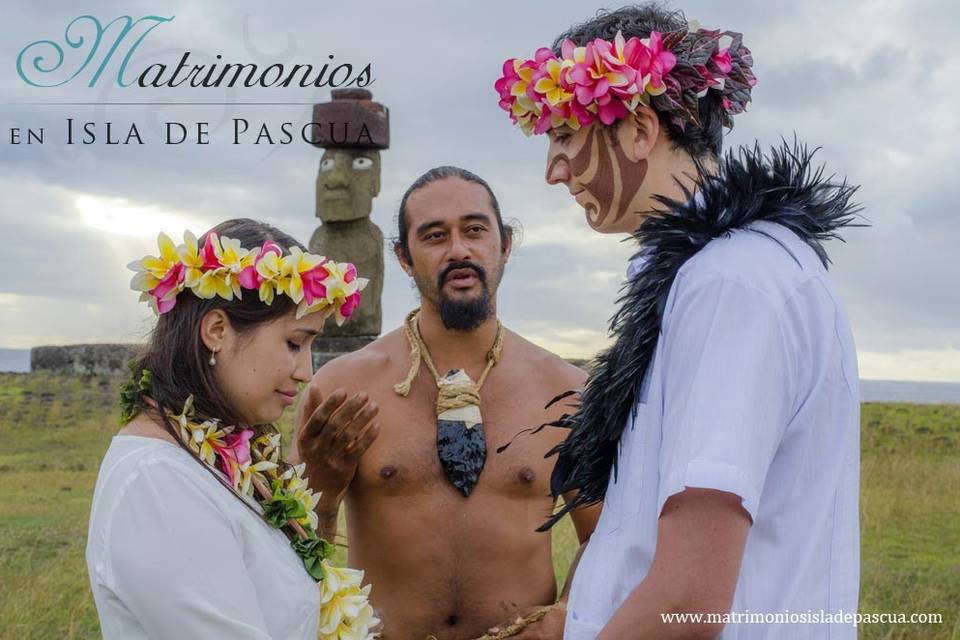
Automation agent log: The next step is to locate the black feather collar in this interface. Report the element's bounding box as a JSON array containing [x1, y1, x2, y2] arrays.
[[540, 141, 863, 531]]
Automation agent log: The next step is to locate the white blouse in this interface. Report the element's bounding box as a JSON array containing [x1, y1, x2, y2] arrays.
[[86, 435, 320, 639]]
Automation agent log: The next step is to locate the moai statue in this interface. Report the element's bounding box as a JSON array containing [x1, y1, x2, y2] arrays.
[[309, 88, 388, 349]]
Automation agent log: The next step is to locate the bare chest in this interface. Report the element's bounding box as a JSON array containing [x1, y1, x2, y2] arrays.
[[353, 372, 566, 499]]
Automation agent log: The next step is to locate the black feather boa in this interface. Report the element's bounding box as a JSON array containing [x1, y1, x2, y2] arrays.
[[540, 140, 863, 531]]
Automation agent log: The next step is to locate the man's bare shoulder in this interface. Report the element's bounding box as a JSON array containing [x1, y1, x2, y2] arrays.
[[505, 330, 588, 388], [311, 329, 406, 388]]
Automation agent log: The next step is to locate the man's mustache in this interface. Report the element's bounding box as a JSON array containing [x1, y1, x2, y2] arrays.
[[438, 261, 487, 287]]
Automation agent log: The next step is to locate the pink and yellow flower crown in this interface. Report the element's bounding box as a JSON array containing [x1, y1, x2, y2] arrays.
[[495, 23, 757, 136], [129, 231, 367, 322]]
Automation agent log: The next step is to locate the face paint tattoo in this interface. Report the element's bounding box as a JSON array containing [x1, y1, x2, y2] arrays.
[[549, 126, 649, 229], [607, 131, 648, 225], [548, 128, 602, 227]]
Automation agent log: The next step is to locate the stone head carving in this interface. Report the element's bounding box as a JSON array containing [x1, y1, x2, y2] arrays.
[[311, 88, 389, 223], [316, 148, 381, 222]]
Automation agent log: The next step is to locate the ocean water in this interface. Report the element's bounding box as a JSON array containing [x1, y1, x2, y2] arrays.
[[858, 379, 960, 405], [1, 349, 959, 404], [0, 349, 29, 373]]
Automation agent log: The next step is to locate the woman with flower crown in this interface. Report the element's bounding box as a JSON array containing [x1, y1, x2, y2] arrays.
[[85, 218, 379, 639]]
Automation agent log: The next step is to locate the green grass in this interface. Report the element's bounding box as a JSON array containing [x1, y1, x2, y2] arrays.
[[0, 373, 957, 638]]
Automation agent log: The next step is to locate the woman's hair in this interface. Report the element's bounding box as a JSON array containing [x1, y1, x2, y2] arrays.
[[126, 218, 305, 513]]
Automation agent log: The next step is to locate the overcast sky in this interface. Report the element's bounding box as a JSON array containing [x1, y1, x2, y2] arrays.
[[2, 0, 958, 382]]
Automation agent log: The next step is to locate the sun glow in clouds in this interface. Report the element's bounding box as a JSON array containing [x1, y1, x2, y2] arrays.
[[76, 194, 207, 239]]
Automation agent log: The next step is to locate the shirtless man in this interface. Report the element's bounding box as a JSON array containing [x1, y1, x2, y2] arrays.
[[291, 166, 599, 640]]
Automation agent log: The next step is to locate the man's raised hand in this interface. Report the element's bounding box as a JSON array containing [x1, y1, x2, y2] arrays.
[[295, 382, 380, 503]]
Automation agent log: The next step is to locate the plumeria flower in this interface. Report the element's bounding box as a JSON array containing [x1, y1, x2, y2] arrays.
[[173, 395, 197, 443], [216, 235, 258, 299], [236, 457, 281, 496], [238, 240, 280, 289], [217, 235, 255, 273], [301, 261, 332, 307], [189, 419, 228, 466], [340, 601, 379, 640], [252, 432, 283, 476], [522, 48, 558, 101], [178, 231, 205, 289], [214, 430, 282, 495], [200, 232, 225, 269], [495, 54, 549, 135], [494, 58, 536, 111], [277, 247, 326, 305], [318, 562, 379, 640], [560, 39, 606, 109], [280, 463, 322, 530], [338, 264, 364, 320], [129, 232, 180, 285], [148, 265, 185, 313], [532, 57, 572, 108], [571, 39, 631, 100], [513, 109, 539, 136], [253, 242, 284, 305], [190, 233, 234, 300], [640, 31, 677, 95], [593, 32, 641, 90], [215, 429, 253, 489], [128, 232, 187, 314], [193, 268, 234, 300], [320, 262, 369, 324]]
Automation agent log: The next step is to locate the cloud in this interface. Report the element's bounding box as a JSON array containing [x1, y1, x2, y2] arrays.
[[2, 0, 959, 381], [859, 348, 960, 384]]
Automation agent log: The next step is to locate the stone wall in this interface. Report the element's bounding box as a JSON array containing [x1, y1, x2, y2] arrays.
[[30, 344, 141, 375], [30, 342, 592, 376]]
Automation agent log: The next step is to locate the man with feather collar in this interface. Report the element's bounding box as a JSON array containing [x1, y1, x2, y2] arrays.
[[495, 4, 862, 639]]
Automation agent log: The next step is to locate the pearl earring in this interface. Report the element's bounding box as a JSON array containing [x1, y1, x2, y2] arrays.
[[209, 350, 217, 366]]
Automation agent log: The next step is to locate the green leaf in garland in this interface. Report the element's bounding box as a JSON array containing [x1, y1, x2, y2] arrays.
[[119, 368, 153, 425], [262, 487, 308, 529], [138, 369, 153, 393], [291, 536, 335, 582]]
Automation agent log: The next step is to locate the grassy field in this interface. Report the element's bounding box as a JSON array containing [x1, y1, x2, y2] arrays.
[[0, 371, 957, 639]]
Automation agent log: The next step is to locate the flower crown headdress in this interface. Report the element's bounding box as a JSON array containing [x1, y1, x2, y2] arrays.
[[495, 21, 757, 136], [129, 231, 368, 322]]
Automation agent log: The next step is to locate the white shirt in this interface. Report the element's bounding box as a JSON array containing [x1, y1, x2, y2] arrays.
[[86, 436, 320, 639], [565, 221, 861, 640]]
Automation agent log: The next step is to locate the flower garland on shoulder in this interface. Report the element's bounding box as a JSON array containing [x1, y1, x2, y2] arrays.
[[119, 370, 380, 640]]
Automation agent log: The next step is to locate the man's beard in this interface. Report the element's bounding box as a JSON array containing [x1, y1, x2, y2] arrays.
[[436, 261, 492, 332]]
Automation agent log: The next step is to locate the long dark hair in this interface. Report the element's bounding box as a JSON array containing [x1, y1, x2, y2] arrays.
[[125, 218, 304, 504]]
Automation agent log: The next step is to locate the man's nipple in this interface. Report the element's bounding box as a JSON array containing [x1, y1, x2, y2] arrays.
[[379, 465, 398, 480]]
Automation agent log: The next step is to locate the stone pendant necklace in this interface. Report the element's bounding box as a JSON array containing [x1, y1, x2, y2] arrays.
[[393, 309, 504, 497]]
